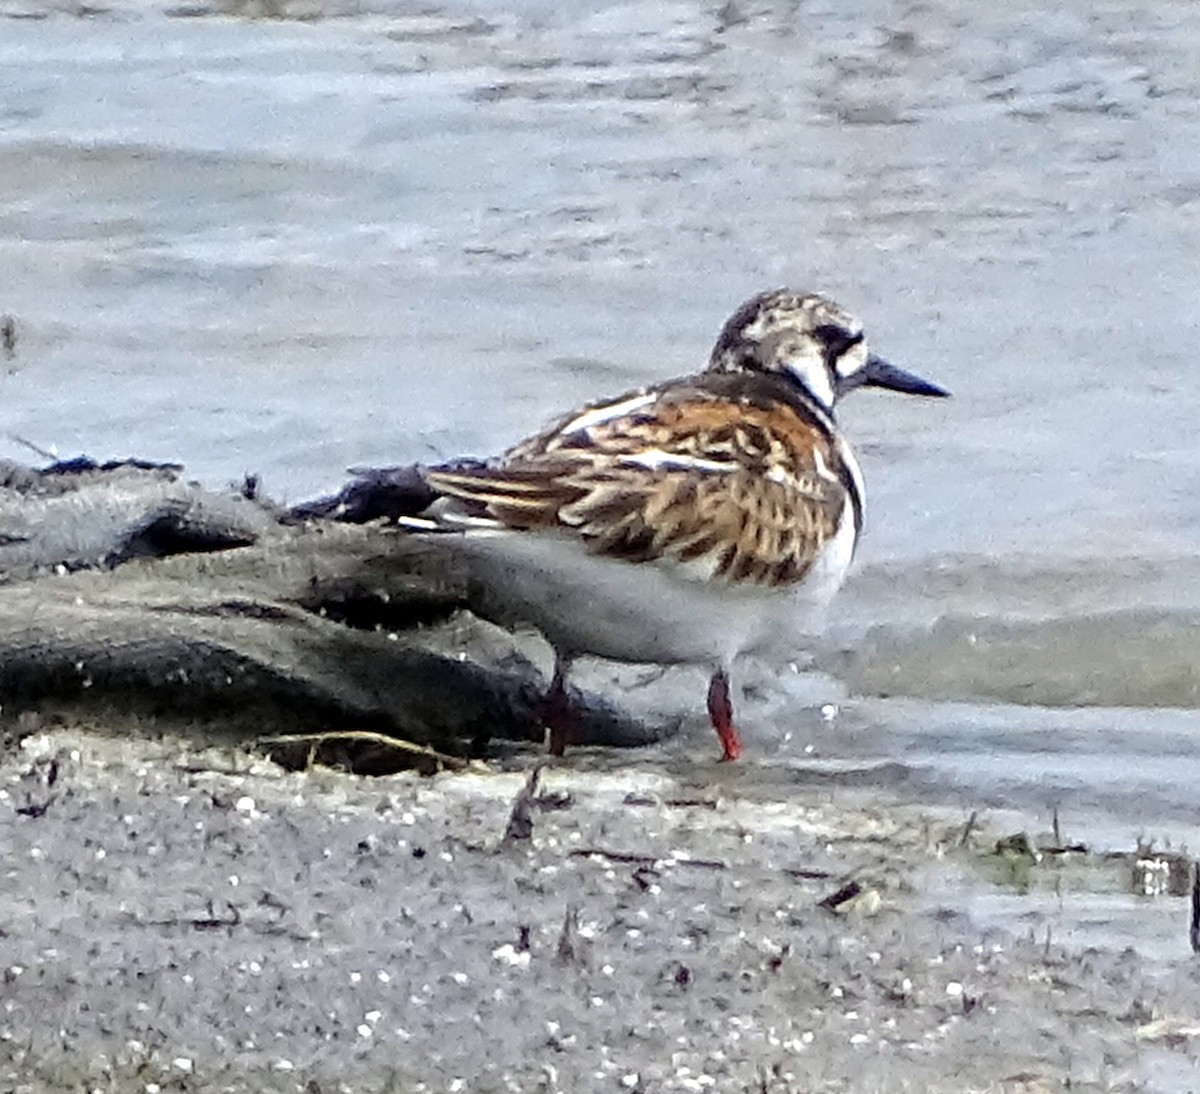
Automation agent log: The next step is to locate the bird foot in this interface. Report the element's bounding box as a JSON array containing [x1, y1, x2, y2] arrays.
[[707, 669, 742, 762]]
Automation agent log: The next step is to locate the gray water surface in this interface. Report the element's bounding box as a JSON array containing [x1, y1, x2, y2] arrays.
[[4, 0, 1200, 953]]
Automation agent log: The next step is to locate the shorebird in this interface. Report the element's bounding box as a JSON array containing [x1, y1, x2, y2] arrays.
[[408, 290, 948, 760]]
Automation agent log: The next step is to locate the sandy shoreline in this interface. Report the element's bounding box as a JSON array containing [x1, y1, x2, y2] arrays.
[[1, 726, 1194, 1093]]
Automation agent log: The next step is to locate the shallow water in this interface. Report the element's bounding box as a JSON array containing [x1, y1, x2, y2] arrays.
[[4, 0, 1200, 956]]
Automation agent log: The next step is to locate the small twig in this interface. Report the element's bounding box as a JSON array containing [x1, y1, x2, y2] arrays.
[[1189, 861, 1200, 954], [6, 433, 55, 461], [631, 866, 661, 891], [569, 848, 726, 871], [666, 856, 725, 871], [570, 848, 660, 867], [818, 880, 863, 912], [1041, 842, 1089, 856], [257, 729, 467, 774], [503, 765, 543, 843], [958, 810, 979, 847], [782, 866, 833, 881], [1, 316, 14, 360], [623, 794, 719, 810], [556, 903, 581, 964], [192, 901, 241, 931]]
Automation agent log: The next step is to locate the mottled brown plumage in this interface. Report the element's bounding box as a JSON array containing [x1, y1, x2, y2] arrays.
[[424, 373, 852, 590], [412, 289, 948, 762]]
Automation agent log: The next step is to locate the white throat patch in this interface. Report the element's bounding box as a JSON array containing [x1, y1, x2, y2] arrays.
[[784, 358, 835, 410]]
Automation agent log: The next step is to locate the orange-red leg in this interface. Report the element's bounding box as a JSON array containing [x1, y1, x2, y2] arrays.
[[707, 669, 742, 762]]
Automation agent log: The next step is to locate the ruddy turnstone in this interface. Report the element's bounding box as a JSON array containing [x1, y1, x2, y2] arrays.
[[409, 290, 948, 761]]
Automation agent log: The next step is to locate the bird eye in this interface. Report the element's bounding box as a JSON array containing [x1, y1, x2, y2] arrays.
[[813, 325, 864, 363]]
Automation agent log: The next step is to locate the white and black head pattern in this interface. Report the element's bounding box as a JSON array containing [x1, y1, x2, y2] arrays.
[[707, 289, 948, 411]]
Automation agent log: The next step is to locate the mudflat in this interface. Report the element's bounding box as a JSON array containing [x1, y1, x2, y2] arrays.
[[3, 725, 1194, 1093]]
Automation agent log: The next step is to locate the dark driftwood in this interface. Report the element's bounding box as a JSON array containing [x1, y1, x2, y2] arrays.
[[0, 458, 661, 757]]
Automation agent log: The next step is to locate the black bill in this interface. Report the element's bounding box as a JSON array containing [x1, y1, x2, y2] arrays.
[[840, 354, 950, 398]]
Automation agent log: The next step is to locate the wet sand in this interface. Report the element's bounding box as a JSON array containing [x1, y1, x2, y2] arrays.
[[4, 725, 1195, 1093]]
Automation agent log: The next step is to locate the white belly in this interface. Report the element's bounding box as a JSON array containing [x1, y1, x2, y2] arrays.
[[434, 500, 857, 670]]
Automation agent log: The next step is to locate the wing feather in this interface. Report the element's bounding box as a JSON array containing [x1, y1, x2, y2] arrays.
[[423, 384, 852, 588]]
